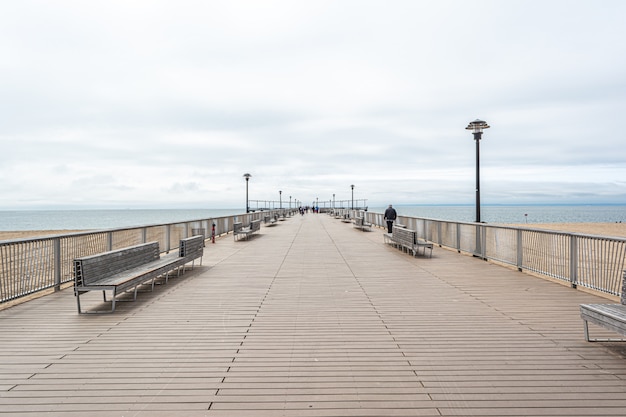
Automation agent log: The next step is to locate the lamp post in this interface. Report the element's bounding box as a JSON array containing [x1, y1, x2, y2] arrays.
[[350, 184, 355, 210], [243, 173, 251, 213], [289, 196, 292, 209], [279, 190, 282, 209], [465, 119, 490, 223], [333, 194, 335, 209]]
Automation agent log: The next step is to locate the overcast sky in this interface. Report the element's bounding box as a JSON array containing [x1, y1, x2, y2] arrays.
[[1, 0, 625, 210]]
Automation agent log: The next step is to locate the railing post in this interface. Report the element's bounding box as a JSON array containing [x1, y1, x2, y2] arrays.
[[570, 235, 578, 288], [481, 225, 487, 259], [53, 238, 61, 292], [142, 227, 147, 243], [165, 225, 171, 253], [474, 224, 482, 258], [107, 232, 113, 251], [516, 229, 523, 271], [456, 223, 461, 253]]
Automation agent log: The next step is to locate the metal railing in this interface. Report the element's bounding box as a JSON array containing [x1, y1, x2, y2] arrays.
[[3, 208, 624, 304], [0, 210, 290, 304], [355, 210, 624, 299]]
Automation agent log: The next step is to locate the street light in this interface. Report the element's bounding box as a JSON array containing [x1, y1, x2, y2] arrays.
[[350, 184, 355, 210], [243, 173, 251, 213], [465, 119, 490, 223], [279, 190, 282, 209]]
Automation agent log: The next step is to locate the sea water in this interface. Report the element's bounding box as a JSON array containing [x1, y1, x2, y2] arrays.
[[1, 205, 625, 231], [369, 205, 626, 224]]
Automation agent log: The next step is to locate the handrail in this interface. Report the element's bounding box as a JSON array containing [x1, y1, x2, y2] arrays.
[[353, 209, 625, 299], [3, 208, 624, 303], [0, 209, 292, 303]]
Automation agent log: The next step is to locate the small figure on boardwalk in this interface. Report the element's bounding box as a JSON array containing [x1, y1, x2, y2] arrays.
[[384, 204, 397, 233]]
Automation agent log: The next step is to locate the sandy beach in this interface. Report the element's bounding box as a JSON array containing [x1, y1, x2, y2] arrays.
[[0, 230, 85, 241], [2, 223, 626, 241], [504, 222, 626, 238]]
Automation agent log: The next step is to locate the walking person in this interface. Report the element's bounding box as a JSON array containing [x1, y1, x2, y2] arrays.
[[384, 204, 397, 233]]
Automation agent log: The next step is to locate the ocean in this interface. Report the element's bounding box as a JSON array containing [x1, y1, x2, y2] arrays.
[[1, 205, 625, 231]]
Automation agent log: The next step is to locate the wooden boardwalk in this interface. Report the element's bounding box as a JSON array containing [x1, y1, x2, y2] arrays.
[[1, 213, 625, 416]]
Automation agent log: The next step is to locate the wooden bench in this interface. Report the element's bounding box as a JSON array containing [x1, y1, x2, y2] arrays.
[[263, 215, 278, 226], [352, 216, 372, 231], [73, 235, 204, 314], [384, 225, 433, 257], [233, 219, 261, 241], [580, 272, 626, 342]]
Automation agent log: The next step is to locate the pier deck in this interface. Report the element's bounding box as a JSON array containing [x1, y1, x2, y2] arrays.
[[1, 213, 626, 416]]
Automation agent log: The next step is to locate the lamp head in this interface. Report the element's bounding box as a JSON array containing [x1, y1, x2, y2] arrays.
[[465, 119, 490, 133], [243, 173, 251, 181]]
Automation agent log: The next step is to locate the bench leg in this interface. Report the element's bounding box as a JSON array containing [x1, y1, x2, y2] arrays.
[[76, 291, 83, 314], [583, 319, 626, 342], [111, 289, 117, 312], [74, 289, 118, 314]]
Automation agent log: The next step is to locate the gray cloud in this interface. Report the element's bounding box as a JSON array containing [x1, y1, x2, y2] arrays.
[[1, 0, 626, 209]]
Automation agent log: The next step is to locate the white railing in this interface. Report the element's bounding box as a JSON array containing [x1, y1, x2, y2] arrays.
[[3, 208, 624, 304], [356, 210, 625, 298], [0, 210, 291, 303]]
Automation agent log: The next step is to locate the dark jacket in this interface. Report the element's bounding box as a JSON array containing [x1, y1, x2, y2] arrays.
[[384, 207, 397, 221]]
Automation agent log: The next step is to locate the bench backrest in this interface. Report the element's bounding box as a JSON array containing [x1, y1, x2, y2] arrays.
[[250, 219, 261, 232], [179, 235, 204, 258], [233, 222, 243, 233], [392, 226, 417, 245], [355, 217, 364, 226], [74, 242, 160, 287]]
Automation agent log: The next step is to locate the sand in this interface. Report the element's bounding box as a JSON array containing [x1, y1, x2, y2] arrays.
[[503, 223, 626, 238], [2, 223, 626, 241], [0, 230, 85, 241]]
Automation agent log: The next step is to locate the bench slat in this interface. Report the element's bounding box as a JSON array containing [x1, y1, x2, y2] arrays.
[[384, 226, 432, 257], [74, 236, 204, 314], [580, 268, 626, 341]]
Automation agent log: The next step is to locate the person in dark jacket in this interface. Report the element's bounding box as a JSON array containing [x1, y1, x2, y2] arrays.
[[384, 204, 397, 233]]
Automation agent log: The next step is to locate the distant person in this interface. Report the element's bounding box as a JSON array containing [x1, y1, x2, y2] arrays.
[[384, 204, 397, 233]]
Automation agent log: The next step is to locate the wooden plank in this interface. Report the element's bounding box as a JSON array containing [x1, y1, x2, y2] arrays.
[[2, 213, 626, 416]]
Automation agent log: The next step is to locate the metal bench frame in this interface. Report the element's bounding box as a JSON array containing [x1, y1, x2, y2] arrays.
[[233, 219, 262, 241], [384, 225, 433, 257], [352, 217, 372, 231], [580, 272, 626, 342], [74, 235, 204, 314], [263, 215, 278, 227]]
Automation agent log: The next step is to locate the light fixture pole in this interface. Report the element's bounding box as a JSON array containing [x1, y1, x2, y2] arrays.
[[465, 119, 490, 223], [333, 194, 335, 209], [279, 190, 282, 209], [243, 173, 251, 213], [289, 196, 292, 209], [350, 184, 355, 210]]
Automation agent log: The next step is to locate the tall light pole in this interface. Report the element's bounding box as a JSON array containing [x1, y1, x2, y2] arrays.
[[333, 193, 335, 209], [350, 184, 355, 210], [279, 190, 282, 209], [243, 173, 251, 213], [289, 195, 292, 209], [465, 119, 490, 223]]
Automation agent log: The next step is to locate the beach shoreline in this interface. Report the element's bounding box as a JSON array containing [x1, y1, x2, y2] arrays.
[[2, 223, 626, 241], [0, 230, 86, 241], [502, 222, 626, 238]]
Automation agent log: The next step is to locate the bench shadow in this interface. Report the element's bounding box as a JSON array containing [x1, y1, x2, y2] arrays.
[[77, 266, 208, 314]]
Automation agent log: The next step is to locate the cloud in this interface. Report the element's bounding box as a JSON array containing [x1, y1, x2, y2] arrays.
[[1, 0, 626, 209]]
